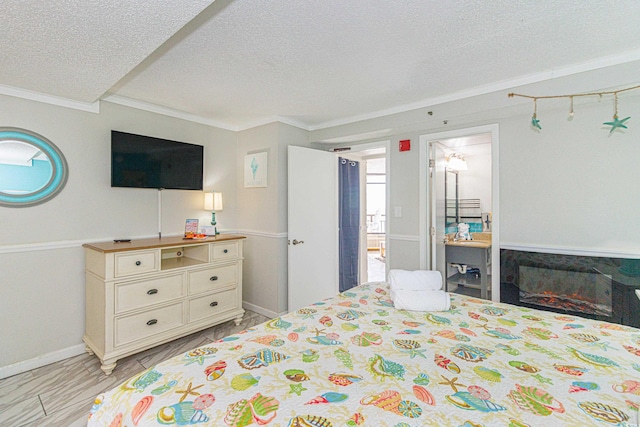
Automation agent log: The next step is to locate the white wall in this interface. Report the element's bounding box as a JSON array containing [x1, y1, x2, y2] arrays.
[[310, 93, 640, 266], [459, 151, 492, 213], [236, 122, 310, 316], [499, 96, 640, 254], [0, 95, 237, 371], [3, 71, 640, 376]]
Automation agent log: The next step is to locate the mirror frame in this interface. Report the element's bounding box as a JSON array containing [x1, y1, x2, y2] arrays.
[[444, 168, 459, 226], [0, 127, 69, 208]]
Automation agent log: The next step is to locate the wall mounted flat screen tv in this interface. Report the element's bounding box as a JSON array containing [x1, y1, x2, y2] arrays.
[[111, 131, 203, 190]]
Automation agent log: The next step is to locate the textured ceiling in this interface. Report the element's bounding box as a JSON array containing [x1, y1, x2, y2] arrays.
[[0, 1, 213, 103], [2, 1, 640, 130]]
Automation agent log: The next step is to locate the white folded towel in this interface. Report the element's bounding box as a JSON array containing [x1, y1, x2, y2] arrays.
[[389, 269, 442, 301], [393, 289, 451, 312]]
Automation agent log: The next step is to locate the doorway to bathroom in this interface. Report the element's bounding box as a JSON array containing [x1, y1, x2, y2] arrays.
[[419, 124, 500, 301]]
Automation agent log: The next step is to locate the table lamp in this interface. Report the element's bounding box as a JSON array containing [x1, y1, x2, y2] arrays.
[[204, 192, 223, 235]]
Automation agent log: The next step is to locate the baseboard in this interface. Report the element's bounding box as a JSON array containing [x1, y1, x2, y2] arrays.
[[242, 300, 285, 319], [0, 344, 86, 380]]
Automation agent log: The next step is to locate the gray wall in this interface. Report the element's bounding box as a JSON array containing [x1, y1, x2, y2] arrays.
[[0, 96, 237, 370], [236, 122, 310, 316], [311, 93, 640, 259], [3, 74, 640, 375]]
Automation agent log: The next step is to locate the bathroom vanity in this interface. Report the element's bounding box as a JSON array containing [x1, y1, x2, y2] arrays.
[[445, 233, 492, 299]]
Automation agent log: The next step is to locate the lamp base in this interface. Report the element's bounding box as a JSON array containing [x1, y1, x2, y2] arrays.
[[211, 212, 220, 235]]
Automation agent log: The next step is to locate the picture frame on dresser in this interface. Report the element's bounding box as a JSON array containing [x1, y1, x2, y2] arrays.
[[82, 234, 245, 375]]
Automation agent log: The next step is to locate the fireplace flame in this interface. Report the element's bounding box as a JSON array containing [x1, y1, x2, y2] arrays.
[[520, 290, 611, 317]]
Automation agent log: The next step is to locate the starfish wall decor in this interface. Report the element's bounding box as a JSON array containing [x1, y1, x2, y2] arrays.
[[509, 84, 640, 134]]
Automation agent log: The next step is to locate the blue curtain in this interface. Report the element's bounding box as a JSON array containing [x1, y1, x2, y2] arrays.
[[339, 157, 360, 292]]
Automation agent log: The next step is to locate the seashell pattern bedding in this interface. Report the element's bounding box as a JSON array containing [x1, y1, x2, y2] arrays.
[[88, 283, 640, 426]]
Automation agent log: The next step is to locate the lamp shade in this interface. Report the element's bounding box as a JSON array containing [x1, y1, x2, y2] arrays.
[[204, 192, 213, 210], [204, 192, 223, 211], [213, 192, 223, 211]]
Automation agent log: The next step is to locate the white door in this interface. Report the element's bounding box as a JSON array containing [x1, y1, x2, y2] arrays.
[[287, 146, 339, 312], [430, 143, 447, 280]]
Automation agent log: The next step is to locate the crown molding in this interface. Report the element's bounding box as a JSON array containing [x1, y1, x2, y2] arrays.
[[101, 95, 238, 131], [236, 116, 310, 132], [4, 48, 640, 133], [307, 48, 640, 131], [0, 84, 100, 113]]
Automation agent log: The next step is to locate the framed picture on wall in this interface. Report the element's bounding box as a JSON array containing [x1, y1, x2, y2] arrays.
[[244, 151, 268, 188]]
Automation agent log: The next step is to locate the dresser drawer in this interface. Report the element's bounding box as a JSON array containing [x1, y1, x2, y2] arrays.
[[211, 241, 239, 261], [188, 289, 237, 323], [189, 264, 237, 295], [114, 250, 158, 277], [115, 303, 184, 347], [115, 274, 184, 314]]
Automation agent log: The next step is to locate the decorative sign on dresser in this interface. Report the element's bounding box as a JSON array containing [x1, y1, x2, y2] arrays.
[[82, 234, 245, 375]]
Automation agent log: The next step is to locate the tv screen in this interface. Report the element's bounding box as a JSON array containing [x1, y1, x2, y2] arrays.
[[111, 131, 203, 190]]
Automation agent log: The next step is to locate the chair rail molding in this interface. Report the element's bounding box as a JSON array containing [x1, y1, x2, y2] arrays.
[[387, 234, 420, 242]]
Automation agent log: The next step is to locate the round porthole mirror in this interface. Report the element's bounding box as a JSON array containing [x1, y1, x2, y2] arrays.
[[0, 128, 68, 207]]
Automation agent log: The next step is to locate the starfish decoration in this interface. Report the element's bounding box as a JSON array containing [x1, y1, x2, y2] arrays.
[[175, 382, 203, 403], [531, 114, 542, 130], [289, 383, 307, 396], [438, 375, 465, 393], [532, 374, 553, 385], [406, 348, 427, 359], [603, 115, 630, 134], [183, 348, 218, 365], [184, 355, 211, 366], [381, 325, 392, 332], [310, 327, 326, 337]]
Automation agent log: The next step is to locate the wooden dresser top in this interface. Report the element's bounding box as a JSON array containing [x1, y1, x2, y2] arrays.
[[83, 234, 245, 253]]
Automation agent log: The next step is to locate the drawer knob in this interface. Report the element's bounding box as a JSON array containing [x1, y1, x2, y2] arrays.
[[147, 289, 158, 295], [135, 261, 141, 266], [146, 319, 158, 326], [210, 276, 218, 281], [210, 301, 218, 307], [223, 249, 229, 253]]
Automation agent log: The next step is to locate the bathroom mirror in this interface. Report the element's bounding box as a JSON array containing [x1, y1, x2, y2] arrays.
[[444, 169, 458, 227], [0, 128, 68, 207]]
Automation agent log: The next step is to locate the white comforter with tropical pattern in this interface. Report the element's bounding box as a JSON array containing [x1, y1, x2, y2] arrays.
[[88, 283, 640, 426]]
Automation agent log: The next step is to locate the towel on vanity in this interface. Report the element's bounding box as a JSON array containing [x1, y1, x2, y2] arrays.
[[389, 269, 442, 301], [393, 289, 451, 312]]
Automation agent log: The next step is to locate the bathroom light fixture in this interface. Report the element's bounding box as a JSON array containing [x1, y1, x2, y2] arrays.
[[509, 84, 640, 133], [446, 153, 468, 171]]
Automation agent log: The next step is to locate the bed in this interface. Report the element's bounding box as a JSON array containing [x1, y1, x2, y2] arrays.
[[88, 283, 640, 426]]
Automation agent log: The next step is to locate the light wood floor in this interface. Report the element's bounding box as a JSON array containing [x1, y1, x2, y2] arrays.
[[0, 310, 270, 427]]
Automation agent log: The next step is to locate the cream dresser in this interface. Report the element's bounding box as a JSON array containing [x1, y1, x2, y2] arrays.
[[83, 234, 245, 375]]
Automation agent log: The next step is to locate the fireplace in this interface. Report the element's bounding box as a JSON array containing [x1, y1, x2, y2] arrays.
[[518, 265, 612, 318], [501, 249, 640, 327]]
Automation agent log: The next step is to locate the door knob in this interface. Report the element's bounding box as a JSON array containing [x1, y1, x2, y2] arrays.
[[292, 239, 304, 245]]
